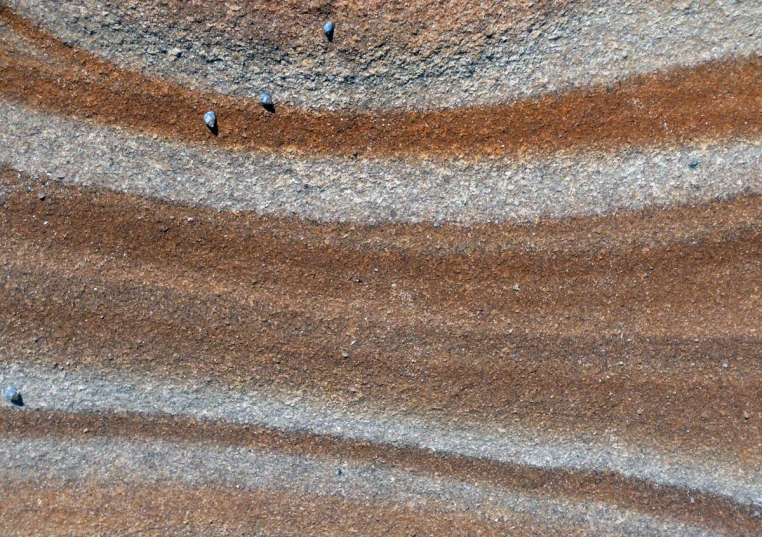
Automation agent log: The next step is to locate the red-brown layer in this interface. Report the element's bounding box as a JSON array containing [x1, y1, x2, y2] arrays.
[[1, 5, 761, 159], [1, 480, 544, 537], [1, 407, 758, 535], [1, 167, 761, 461]]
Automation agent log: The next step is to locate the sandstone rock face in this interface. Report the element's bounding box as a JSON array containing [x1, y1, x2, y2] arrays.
[[1, 2, 762, 535]]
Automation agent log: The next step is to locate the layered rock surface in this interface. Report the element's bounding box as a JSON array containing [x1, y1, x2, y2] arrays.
[[1, 2, 762, 535]]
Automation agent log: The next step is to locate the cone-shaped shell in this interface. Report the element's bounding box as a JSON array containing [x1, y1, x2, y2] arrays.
[[5, 386, 21, 405], [323, 21, 335, 40], [203, 111, 217, 129]]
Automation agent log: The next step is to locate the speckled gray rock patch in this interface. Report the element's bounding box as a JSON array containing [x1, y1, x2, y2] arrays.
[[11, 0, 762, 110], [1, 102, 761, 225]]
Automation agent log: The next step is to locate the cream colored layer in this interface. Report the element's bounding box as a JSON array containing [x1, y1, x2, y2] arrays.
[[1, 101, 761, 224]]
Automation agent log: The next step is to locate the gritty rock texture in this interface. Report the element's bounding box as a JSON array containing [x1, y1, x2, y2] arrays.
[[1, 362, 761, 508], [0, 436, 727, 536], [1, 1, 762, 535], [2, 167, 762, 534], [9, 0, 762, 110], [1, 102, 761, 224]]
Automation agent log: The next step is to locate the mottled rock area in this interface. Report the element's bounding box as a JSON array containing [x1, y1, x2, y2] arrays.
[[1, 8, 761, 224], [1, 1, 762, 535], [10, 0, 762, 110], [2, 167, 762, 535]]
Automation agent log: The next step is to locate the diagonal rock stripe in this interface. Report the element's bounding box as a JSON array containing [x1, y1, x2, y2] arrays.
[[0, 437, 729, 536], [2, 408, 758, 535], [1, 363, 761, 512]]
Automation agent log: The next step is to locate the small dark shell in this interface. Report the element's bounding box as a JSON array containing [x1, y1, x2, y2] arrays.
[[323, 21, 335, 40], [5, 386, 22, 405], [203, 111, 217, 129]]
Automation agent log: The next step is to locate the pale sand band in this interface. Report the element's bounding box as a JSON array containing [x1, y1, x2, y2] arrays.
[[2, 362, 760, 509], [2, 102, 760, 225]]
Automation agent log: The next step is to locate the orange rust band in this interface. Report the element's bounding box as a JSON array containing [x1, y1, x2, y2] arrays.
[[2, 167, 761, 459], [0, 407, 755, 534], [0, 480, 539, 536], [1, 6, 761, 159]]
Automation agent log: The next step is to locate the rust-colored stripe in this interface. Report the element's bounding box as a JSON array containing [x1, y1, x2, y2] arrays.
[[1, 408, 756, 535], [2, 166, 761, 461], [1, 6, 761, 159], [0, 480, 528, 537]]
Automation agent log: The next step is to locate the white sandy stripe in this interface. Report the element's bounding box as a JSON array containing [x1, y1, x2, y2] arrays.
[[2, 102, 762, 225], [1, 362, 761, 512], [0, 437, 725, 537], [10, 1, 762, 110]]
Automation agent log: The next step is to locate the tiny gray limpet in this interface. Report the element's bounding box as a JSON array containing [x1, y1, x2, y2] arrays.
[[323, 21, 335, 40], [203, 111, 217, 129], [5, 386, 22, 405]]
